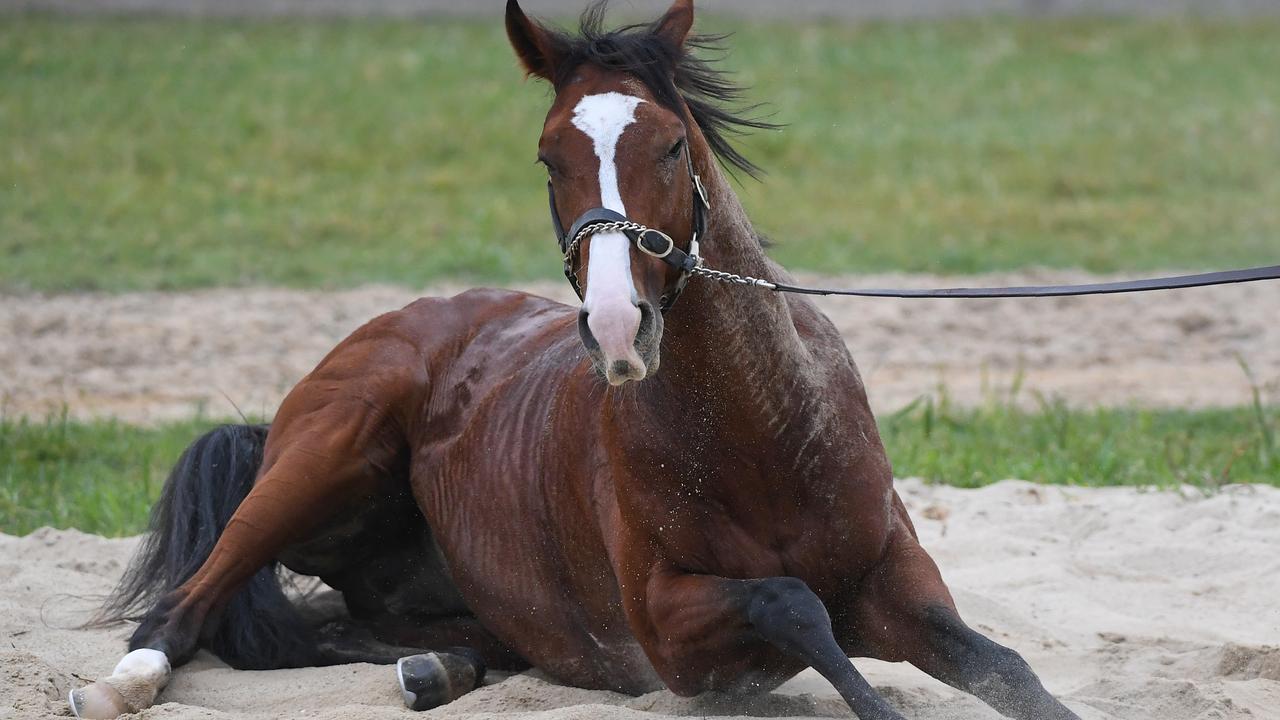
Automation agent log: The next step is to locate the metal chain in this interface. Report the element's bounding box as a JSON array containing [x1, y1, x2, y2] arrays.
[[566, 220, 780, 292], [690, 265, 778, 290], [563, 220, 651, 263]]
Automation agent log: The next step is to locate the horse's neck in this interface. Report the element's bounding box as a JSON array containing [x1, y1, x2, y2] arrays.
[[652, 167, 818, 435]]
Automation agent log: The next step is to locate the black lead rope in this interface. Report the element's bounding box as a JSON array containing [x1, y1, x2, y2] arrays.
[[763, 264, 1280, 299]]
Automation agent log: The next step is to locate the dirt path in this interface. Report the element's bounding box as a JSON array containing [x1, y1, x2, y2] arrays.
[[4, 479, 1279, 719], [2, 270, 1276, 424]]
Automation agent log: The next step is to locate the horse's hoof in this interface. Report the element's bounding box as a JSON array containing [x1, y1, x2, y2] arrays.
[[69, 682, 131, 720], [396, 653, 477, 711]]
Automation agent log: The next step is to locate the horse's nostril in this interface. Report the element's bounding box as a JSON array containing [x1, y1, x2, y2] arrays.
[[636, 300, 655, 328], [577, 309, 601, 353], [634, 300, 659, 346]]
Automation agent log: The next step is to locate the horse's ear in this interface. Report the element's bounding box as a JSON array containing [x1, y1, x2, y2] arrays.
[[506, 0, 564, 81], [653, 0, 694, 50]]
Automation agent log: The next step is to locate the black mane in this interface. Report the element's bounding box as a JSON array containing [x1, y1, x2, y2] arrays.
[[545, 1, 778, 178]]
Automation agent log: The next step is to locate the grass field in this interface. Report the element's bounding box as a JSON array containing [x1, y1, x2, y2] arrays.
[[3, 16, 1280, 291], [3, 396, 1275, 536]]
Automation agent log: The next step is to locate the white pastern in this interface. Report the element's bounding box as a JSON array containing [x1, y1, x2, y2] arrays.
[[112, 648, 171, 679], [572, 92, 647, 380]]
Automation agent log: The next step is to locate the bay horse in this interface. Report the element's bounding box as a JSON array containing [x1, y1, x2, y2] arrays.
[[73, 2, 1082, 719]]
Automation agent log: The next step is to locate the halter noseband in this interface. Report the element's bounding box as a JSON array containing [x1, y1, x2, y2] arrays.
[[548, 145, 710, 312]]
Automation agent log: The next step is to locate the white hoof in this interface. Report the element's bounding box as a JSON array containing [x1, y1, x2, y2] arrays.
[[71, 648, 171, 718], [69, 682, 131, 720]]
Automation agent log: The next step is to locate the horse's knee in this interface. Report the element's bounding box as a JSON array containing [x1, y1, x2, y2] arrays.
[[746, 577, 833, 648]]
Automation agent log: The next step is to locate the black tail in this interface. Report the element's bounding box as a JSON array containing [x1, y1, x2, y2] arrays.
[[96, 423, 314, 669]]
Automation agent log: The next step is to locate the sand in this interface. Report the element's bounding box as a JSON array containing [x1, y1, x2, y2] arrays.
[[2, 270, 1278, 423], [2, 478, 1278, 720]]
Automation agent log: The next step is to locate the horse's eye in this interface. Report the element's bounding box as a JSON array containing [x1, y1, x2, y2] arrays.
[[537, 155, 559, 176], [665, 138, 685, 160]]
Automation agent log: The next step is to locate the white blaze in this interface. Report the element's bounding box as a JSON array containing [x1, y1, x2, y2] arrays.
[[571, 92, 647, 382]]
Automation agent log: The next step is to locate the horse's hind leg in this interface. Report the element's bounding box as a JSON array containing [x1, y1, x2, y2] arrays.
[[840, 502, 1081, 720], [74, 370, 418, 718], [304, 532, 527, 711], [307, 619, 486, 711]]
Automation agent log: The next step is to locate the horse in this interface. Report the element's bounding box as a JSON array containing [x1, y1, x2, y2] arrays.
[[71, 2, 1082, 719]]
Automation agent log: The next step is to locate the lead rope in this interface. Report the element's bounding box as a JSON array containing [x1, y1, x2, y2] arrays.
[[560, 177, 1280, 299], [698, 261, 1280, 298], [567, 220, 1280, 298]]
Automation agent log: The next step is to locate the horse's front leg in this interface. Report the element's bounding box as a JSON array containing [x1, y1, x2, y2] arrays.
[[839, 501, 1081, 720], [639, 568, 906, 720]]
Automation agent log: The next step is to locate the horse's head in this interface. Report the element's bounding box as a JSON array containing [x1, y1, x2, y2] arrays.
[[506, 0, 705, 386]]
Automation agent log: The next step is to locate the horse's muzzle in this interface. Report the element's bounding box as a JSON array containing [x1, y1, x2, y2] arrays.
[[578, 300, 661, 385]]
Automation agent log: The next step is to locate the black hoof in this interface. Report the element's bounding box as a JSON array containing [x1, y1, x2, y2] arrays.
[[396, 653, 478, 711]]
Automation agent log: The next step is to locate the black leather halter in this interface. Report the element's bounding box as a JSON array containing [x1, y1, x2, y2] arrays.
[[548, 146, 709, 312]]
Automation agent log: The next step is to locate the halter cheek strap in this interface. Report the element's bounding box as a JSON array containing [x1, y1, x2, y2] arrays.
[[549, 146, 709, 312]]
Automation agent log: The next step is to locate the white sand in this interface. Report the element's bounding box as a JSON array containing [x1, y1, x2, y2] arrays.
[[3, 479, 1278, 720], [2, 270, 1277, 422]]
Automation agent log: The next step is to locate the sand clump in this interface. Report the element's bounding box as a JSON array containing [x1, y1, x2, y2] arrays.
[[2, 479, 1278, 720], [2, 270, 1278, 422]]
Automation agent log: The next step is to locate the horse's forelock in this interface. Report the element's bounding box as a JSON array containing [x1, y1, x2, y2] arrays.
[[538, 0, 778, 179]]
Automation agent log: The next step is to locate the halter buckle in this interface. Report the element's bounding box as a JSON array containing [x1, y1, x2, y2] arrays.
[[693, 174, 710, 209], [637, 229, 675, 259]]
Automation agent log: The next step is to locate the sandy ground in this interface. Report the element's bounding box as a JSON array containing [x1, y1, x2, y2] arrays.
[[2, 271, 1277, 423], [2, 478, 1278, 720]]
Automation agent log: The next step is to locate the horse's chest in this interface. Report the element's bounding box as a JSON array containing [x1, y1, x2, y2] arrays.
[[646, 472, 892, 591]]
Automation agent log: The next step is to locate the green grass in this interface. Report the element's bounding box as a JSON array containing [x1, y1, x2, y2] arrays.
[[3, 16, 1279, 291], [882, 395, 1278, 488], [0, 415, 215, 536], [3, 401, 1276, 537]]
